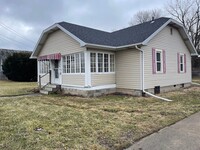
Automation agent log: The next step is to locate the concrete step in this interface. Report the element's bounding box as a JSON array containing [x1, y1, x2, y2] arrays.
[[40, 90, 49, 95], [46, 84, 57, 88], [44, 87, 53, 92]]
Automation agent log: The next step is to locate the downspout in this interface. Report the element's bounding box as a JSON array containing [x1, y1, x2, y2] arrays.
[[135, 45, 172, 102]]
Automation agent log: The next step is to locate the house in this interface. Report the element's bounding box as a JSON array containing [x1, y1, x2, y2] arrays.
[[31, 17, 198, 96], [0, 49, 31, 80]]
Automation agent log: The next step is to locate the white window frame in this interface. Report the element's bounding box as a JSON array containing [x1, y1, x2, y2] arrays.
[[39, 60, 50, 74], [62, 52, 85, 75], [179, 53, 185, 73], [89, 51, 115, 74], [155, 49, 163, 73]]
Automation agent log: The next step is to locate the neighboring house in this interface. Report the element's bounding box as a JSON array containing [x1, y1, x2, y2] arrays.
[[0, 49, 31, 80], [31, 17, 198, 96]]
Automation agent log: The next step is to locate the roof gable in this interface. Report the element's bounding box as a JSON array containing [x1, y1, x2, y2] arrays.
[[31, 17, 197, 58]]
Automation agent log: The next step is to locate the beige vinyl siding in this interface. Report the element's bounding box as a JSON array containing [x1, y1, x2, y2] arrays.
[[91, 74, 115, 86], [116, 49, 141, 89], [143, 26, 191, 89], [39, 30, 86, 56], [41, 74, 49, 85], [62, 74, 85, 86]]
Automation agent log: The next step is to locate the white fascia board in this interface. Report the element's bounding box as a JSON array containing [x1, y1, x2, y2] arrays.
[[181, 27, 198, 55], [57, 24, 86, 47]]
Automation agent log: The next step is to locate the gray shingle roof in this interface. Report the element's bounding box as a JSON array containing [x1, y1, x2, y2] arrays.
[[58, 17, 170, 47]]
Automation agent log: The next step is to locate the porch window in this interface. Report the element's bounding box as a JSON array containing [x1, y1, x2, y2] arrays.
[[80, 53, 85, 73], [110, 54, 115, 72], [90, 52, 115, 73], [62, 52, 85, 74], [66, 56, 70, 73], [75, 53, 80, 73], [90, 53, 96, 72], [98, 53, 103, 72], [71, 55, 75, 73], [104, 54, 109, 72], [63, 56, 66, 73], [39, 60, 49, 74]]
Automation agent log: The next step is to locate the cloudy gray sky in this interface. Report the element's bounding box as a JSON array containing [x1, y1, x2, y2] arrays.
[[0, 0, 169, 51]]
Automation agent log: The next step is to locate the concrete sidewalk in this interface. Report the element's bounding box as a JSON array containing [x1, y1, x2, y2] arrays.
[[127, 112, 200, 150]]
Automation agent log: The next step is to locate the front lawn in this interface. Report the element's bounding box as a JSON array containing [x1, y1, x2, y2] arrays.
[[0, 80, 37, 96], [0, 84, 200, 149]]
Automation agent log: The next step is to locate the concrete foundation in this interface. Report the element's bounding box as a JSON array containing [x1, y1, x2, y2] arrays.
[[145, 83, 191, 94], [61, 83, 191, 97]]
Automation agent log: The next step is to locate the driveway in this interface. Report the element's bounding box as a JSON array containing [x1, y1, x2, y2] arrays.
[[127, 112, 200, 150]]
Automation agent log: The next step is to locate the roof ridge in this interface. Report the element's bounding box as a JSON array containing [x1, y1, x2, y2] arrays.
[[58, 21, 111, 34], [111, 17, 171, 33]]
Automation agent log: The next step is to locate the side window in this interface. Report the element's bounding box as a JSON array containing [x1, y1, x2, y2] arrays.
[[180, 54, 184, 72], [156, 50, 163, 73], [178, 53, 186, 73]]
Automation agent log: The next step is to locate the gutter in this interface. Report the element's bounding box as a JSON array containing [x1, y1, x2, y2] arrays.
[[135, 45, 172, 102]]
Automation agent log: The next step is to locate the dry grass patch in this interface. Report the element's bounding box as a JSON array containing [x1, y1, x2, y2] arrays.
[[0, 80, 37, 96], [0, 86, 200, 150], [193, 76, 200, 84]]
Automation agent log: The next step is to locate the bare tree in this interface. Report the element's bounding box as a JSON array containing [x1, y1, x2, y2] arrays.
[[166, 0, 200, 67], [129, 9, 162, 26]]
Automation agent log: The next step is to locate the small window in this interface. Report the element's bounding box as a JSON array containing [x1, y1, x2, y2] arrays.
[[180, 54, 184, 72], [156, 50, 163, 73], [170, 28, 173, 35]]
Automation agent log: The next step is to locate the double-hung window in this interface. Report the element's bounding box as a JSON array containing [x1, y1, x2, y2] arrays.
[[156, 50, 163, 73], [152, 48, 166, 74], [178, 53, 186, 73], [180, 54, 184, 72]]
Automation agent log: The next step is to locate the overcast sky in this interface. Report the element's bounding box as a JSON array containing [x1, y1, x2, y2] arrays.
[[0, 0, 169, 51]]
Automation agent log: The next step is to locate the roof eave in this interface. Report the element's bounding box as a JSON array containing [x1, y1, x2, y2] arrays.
[[85, 42, 144, 50]]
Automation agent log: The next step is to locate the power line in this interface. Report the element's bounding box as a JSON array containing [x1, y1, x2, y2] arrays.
[[0, 21, 36, 44], [0, 34, 32, 49]]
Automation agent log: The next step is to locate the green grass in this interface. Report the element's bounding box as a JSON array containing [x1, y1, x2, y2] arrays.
[[0, 85, 200, 149], [0, 81, 37, 96]]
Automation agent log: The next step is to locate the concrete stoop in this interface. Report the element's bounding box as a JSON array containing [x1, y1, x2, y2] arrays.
[[40, 84, 61, 95]]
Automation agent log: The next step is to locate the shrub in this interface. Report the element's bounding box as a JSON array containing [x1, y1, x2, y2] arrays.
[[2, 52, 37, 82]]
